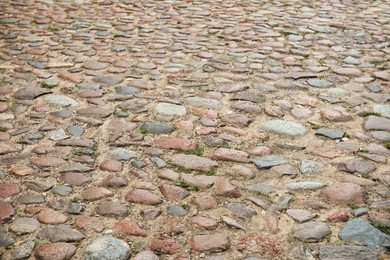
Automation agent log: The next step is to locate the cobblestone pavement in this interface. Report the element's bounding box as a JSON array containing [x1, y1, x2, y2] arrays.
[[0, 0, 390, 259]]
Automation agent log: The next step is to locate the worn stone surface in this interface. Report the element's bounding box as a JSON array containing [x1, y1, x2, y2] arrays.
[[84, 236, 131, 260], [1, 0, 390, 259]]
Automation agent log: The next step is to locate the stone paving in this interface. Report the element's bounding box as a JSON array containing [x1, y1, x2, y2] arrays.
[[0, 0, 390, 259]]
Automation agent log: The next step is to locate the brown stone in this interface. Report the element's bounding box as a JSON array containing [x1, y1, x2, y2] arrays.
[[0, 202, 15, 223], [115, 220, 148, 237], [101, 175, 128, 187], [81, 187, 113, 201], [326, 211, 349, 223], [58, 70, 84, 83], [31, 157, 67, 167], [96, 202, 129, 217], [99, 160, 123, 172], [192, 196, 218, 210], [211, 148, 250, 163], [75, 216, 104, 232], [321, 182, 368, 205], [125, 189, 163, 205], [189, 216, 218, 230], [321, 106, 353, 122], [159, 184, 189, 201], [247, 146, 272, 156], [0, 183, 20, 198], [34, 242, 76, 260], [155, 137, 198, 151], [150, 235, 182, 254], [37, 208, 68, 224], [214, 177, 241, 198], [190, 233, 229, 252], [10, 165, 34, 176]]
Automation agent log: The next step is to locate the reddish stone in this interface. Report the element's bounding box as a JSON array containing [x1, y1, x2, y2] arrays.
[[34, 242, 76, 260], [0, 202, 15, 223], [264, 210, 279, 234], [31, 157, 67, 167], [81, 187, 113, 201], [211, 148, 249, 163], [58, 70, 84, 83], [327, 211, 349, 223], [321, 182, 368, 205], [75, 217, 104, 232], [237, 235, 278, 256], [189, 216, 218, 230], [99, 160, 122, 172], [115, 220, 148, 237], [214, 177, 241, 198], [0, 132, 10, 141], [162, 217, 184, 235], [190, 233, 229, 252], [10, 165, 34, 176], [0, 183, 20, 198], [247, 146, 272, 156], [125, 189, 163, 205], [192, 196, 218, 210], [101, 175, 128, 187], [0, 102, 8, 112], [321, 106, 353, 122], [155, 137, 198, 151], [150, 235, 182, 254], [227, 165, 255, 179], [37, 208, 68, 224], [159, 184, 189, 201]]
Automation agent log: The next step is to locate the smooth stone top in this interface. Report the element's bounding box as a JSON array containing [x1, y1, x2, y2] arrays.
[[252, 155, 288, 169], [339, 218, 390, 249], [154, 102, 187, 116], [285, 182, 326, 190], [260, 120, 308, 137]]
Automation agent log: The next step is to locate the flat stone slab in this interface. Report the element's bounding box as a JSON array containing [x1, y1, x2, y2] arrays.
[[285, 182, 326, 190], [170, 154, 218, 172], [185, 97, 223, 110], [252, 155, 288, 169], [319, 245, 382, 260], [260, 120, 308, 137], [154, 102, 187, 116], [339, 218, 390, 249]]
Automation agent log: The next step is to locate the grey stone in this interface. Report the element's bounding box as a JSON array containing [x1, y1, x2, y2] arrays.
[[93, 75, 123, 86], [299, 160, 325, 175], [14, 87, 52, 100], [150, 157, 166, 168], [309, 25, 337, 33], [371, 131, 390, 142], [307, 79, 334, 88], [252, 155, 288, 169], [131, 160, 146, 169], [139, 123, 175, 134], [343, 56, 361, 65], [364, 116, 390, 131], [292, 221, 331, 242], [366, 84, 382, 93], [168, 205, 188, 216], [185, 97, 223, 110], [115, 86, 139, 95], [0, 225, 14, 246], [133, 250, 159, 260], [67, 125, 84, 137], [11, 240, 35, 260], [37, 225, 85, 242], [286, 182, 326, 190], [231, 92, 266, 103], [52, 186, 73, 197], [45, 95, 79, 107], [339, 218, 390, 249], [109, 148, 138, 161], [260, 120, 308, 137], [221, 216, 246, 230], [320, 245, 381, 260], [84, 236, 131, 260], [49, 129, 70, 141], [9, 218, 40, 235], [351, 208, 370, 217], [17, 194, 45, 204], [373, 105, 390, 118], [315, 128, 345, 139], [246, 183, 277, 194], [225, 202, 257, 218], [170, 154, 218, 172], [155, 102, 187, 116]]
